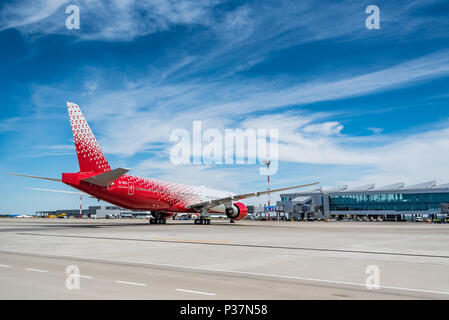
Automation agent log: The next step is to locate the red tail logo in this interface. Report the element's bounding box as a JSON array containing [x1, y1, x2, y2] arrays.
[[67, 102, 111, 173]]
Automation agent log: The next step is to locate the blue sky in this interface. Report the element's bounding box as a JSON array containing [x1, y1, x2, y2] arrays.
[[1, 0, 449, 213]]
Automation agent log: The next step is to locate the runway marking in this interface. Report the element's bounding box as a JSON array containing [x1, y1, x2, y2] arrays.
[[16, 232, 449, 259], [1, 249, 448, 297], [0, 264, 11, 268], [115, 280, 146, 287], [26, 268, 48, 273], [72, 275, 94, 279], [154, 238, 230, 244], [176, 288, 216, 296]]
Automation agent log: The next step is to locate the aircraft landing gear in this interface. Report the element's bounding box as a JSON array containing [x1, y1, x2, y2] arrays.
[[149, 217, 166, 224], [194, 217, 211, 225]]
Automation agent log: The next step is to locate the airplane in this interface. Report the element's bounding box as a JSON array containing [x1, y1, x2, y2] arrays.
[[7, 102, 319, 225], [7, 214, 33, 218]]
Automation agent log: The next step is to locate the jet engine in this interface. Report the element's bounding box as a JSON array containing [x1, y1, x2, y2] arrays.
[[225, 202, 248, 220]]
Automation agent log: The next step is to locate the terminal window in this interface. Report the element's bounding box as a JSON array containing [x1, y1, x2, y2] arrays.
[[329, 193, 449, 211]]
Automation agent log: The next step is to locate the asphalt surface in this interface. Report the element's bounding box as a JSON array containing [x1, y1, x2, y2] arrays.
[[0, 218, 448, 299]]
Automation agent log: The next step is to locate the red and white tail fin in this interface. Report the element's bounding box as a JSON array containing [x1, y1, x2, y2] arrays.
[[67, 102, 111, 173]]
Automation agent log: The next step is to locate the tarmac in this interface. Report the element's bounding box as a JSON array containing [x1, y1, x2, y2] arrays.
[[0, 218, 448, 299]]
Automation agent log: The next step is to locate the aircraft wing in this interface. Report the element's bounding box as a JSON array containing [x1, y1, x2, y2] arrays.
[[28, 187, 95, 198], [186, 181, 320, 209], [6, 172, 61, 182]]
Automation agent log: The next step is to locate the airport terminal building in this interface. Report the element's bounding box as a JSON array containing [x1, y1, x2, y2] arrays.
[[276, 181, 449, 221]]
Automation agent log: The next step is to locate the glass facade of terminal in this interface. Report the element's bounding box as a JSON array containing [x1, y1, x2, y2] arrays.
[[329, 193, 449, 211]]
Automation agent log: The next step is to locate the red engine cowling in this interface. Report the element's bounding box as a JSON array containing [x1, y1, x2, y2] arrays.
[[225, 202, 248, 220]]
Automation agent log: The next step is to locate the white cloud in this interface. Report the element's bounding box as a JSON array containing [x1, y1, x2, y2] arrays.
[[22, 48, 449, 168], [4, 0, 449, 191], [126, 111, 449, 201], [302, 122, 343, 136], [0, 116, 25, 132], [367, 127, 383, 134], [3, 0, 447, 49], [0, 0, 219, 41], [361, 126, 449, 185], [217, 4, 253, 42], [0, 0, 67, 30]]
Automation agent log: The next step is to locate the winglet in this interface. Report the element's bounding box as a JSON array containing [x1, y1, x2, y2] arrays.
[[6, 172, 61, 182]]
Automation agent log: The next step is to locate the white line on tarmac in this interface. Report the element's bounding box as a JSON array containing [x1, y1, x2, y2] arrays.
[[72, 275, 93, 279], [0, 264, 11, 268], [115, 280, 146, 287], [176, 288, 216, 296], [26, 268, 48, 273], [2, 249, 448, 296]]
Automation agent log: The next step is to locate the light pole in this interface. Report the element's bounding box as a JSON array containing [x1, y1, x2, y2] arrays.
[[79, 194, 82, 218], [262, 160, 271, 220]]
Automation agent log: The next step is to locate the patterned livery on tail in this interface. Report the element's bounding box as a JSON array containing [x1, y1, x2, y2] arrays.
[[67, 102, 111, 173]]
